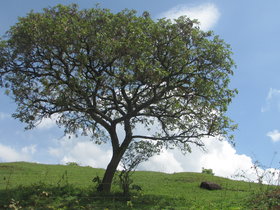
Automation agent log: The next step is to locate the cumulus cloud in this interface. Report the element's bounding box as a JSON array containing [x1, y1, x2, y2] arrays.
[[36, 114, 59, 130], [261, 88, 280, 112], [140, 150, 184, 173], [46, 135, 279, 183], [0, 143, 36, 162], [160, 3, 220, 31], [267, 130, 280, 142], [139, 137, 280, 184], [140, 137, 251, 176], [48, 136, 112, 168]]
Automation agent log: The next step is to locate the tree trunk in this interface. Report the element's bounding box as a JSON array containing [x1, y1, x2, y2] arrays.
[[97, 121, 132, 193], [97, 152, 123, 193]]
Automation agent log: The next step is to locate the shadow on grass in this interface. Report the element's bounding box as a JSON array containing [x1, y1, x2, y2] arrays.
[[0, 183, 181, 209], [3, 182, 276, 209]]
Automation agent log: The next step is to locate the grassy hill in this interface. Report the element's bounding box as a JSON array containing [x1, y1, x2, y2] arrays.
[[0, 162, 277, 209]]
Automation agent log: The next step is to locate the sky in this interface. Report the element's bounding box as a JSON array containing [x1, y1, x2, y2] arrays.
[[1, 0, 280, 183]]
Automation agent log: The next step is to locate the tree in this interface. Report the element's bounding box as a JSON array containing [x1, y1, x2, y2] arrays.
[[0, 4, 237, 193]]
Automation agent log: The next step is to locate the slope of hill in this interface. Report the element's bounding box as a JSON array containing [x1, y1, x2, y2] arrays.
[[0, 162, 274, 209]]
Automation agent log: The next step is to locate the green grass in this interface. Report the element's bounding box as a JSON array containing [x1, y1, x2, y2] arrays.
[[0, 161, 277, 209]]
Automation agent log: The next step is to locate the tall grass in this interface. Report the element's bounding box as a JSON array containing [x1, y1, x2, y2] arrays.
[[0, 161, 278, 209]]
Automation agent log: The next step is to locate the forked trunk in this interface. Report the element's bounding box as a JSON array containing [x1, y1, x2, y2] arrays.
[[98, 122, 132, 193]]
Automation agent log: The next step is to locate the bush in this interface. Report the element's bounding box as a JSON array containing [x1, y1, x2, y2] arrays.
[[66, 162, 79, 166], [247, 188, 280, 209], [202, 168, 214, 176]]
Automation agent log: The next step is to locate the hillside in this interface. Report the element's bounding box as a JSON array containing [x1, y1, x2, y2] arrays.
[[0, 162, 272, 209]]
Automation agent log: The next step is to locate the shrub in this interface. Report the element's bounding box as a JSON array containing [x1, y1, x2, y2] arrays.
[[66, 162, 79, 166], [202, 168, 214, 176]]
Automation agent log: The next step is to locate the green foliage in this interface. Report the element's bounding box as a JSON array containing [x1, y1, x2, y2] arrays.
[[118, 170, 133, 197], [246, 188, 280, 209], [66, 162, 79, 166], [117, 141, 158, 196], [92, 175, 102, 191], [202, 167, 215, 176], [234, 156, 280, 209], [117, 170, 143, 198], [0, 4, 237, 193], [0, 3, 237, 145]]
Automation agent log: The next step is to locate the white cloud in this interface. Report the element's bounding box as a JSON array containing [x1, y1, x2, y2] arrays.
[[46, 135, 280, 184], [139, 137, 252, 176], [267, 88, 280, 100], [261, 88, 280, 112], [160, 3, 220, 31], [48, 136, 112, 168], [0, 143, 36, 162], [267, 130, 280, 142], [36, 114, 59, 130], [139, 137, 280, 184], [140, 150, 183, 173], [22, 144, 37, 154]]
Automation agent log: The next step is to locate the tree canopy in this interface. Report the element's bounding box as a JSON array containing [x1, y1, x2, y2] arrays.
[[0, 4, 237, 192]]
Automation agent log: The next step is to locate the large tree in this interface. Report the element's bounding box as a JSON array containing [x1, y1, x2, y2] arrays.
[[0, 4, 237, 193]]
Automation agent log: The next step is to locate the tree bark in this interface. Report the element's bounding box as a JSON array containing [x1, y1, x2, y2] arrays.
[[97, 120, 133, 193], [97, 151, 123, 193]]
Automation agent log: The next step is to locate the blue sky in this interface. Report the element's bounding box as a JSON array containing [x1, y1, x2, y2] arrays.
[[1, 0, 280, 181]]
